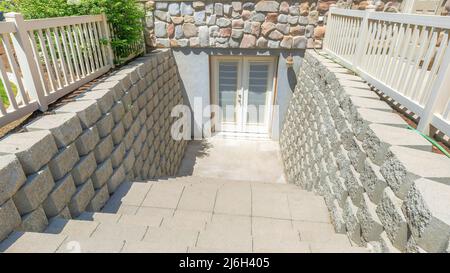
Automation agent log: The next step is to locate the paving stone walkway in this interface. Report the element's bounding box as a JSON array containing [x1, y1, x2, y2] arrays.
[[0, 137, 368, 253]]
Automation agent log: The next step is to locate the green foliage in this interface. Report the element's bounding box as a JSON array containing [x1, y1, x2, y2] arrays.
[[1, 0, 145, 60], [0, 80, 17, 108]]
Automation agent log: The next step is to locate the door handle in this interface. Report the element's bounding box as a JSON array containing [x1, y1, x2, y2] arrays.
[[237, 94, 242, 104]]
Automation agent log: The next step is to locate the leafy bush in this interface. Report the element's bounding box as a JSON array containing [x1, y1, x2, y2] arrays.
[[1, 0, 145, 61]]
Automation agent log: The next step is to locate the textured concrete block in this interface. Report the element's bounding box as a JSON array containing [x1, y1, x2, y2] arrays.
[[12, 166, 54, 214], [123, 149, 136, 173], [93, 136, 114, 164], [96, 113, 114, 138], [55, 100, 102, 129], [107, 165, 126, 193], [0, 199, 21, 241], [343, 197, 363, 246], [76, 89, 115, 114], [43, 174, 76, 218], [48, 144, 79, 181], [328, 199, 346, 234], [357, 193, 383, 242], [110, 122, 125, 145], [403, 178, 450, 252], [17, 206, 48, 232], [361, 158, 387, 204], [376, 187, 408, 251], [351, 108, 407, 141], [111, 102, 126, 123], [90, 80, 124, 101], [26, 113, 82, 148], [363, 124, 432, 165], [86, 185, 109, 212], [111, 142, 126, 169], [381, 146, 450, 199], [75, 126, 100, 156], [91, 159, 113, 189], [71, 152, 97, 186], [0, 155, 26, 205], [0, 131, 58, 175], [68, 179, 95, 217]]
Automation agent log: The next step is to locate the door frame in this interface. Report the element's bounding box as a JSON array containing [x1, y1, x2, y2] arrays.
[[210, 55, 277, 136]]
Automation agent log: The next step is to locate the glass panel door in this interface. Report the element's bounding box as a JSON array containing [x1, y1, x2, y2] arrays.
[[212, 56, 275, 135], [218, 61, 239, 123], [246, 63, 270, 125]]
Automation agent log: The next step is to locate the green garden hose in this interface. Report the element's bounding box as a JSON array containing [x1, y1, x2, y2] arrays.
[[407, 125, 450, 158]]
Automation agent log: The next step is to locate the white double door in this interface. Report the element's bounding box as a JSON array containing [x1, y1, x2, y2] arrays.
[[212, 56, 276, 134]]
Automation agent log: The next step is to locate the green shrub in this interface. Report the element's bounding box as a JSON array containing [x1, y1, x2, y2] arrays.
[[1, 0, 145, 61]]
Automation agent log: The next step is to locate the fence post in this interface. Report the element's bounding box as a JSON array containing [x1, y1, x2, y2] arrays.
[[100, 13, 115, 68], [5, 12, 47, 111], [352, 2, 376, 71], [416, 48, 450, 135]]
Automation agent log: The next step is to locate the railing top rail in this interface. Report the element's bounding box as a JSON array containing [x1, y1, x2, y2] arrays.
[[368, 11, 450, 29], [329, 7, 450, 29], [23, 14, 104, 31], [328, 8, 366, 18], [0, 21, 17, 34]]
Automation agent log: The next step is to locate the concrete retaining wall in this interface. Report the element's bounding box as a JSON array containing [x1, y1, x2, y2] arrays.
[[0, 49, 187, 241], [280, 50, 450, 253]]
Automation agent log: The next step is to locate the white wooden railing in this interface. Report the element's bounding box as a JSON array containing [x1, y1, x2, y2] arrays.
[[0, 12, 114, 128], [324, 7, 450, 137]]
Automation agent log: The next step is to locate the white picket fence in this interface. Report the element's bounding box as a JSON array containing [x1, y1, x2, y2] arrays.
[[0, 12, 115, 128], [323, 7, 450, 137]]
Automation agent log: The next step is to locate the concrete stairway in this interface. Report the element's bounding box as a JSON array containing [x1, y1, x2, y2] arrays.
[[0, 176, 369, 253]]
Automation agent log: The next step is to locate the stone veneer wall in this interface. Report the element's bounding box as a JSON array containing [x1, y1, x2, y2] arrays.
[[148, 0, 330, 49], [280, 50, 450, 253], [0, 49, 187, 241]]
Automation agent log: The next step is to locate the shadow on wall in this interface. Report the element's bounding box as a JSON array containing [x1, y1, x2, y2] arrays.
[[177, 139, 212, 176]]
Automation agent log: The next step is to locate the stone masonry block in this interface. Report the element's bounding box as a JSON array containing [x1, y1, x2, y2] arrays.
[[0, 199, 21, 241], [86, 184, 109, 212], [107, 165, 126, 194], [111, 102, 126, 123], [96, 113, 114, 138], [17, 205, 48, 233], [329, 199, 347, 234], [357, 193, 384, 242], [0, 131, 58, 175], [376, 187, 408, 251], [12, 166, 54, 215], [71, 152, 97, 186], [55, 100, 102, 129], [0, 155, 26, 206], [381, 146, 450, 200], [68, 179, 95, 217], [90, 80, 124, 102], [26, 113, 82, 148], [43, 174, 76, 218], [111, 142, 126, 169], [362, 124, 432, 166], [93, 136, 114, 164], [341, 166, 364, 207], [111, 122, 125, 145], [350, 108, 407, 141], [76, 89, 115, 114], [48, 145, 79, 181], [123, 149, 136, 174], [343, 196, 363, 246], [361, 158, 387, 204], [75, 126, 100, 156], [91, 159, 113, 189], [403, 178, 450, 252]]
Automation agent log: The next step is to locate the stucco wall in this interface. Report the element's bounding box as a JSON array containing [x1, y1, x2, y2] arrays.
[[0, 50, 187, 241], [172, 48, 303, 139], [280, 50, 450, 253]]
